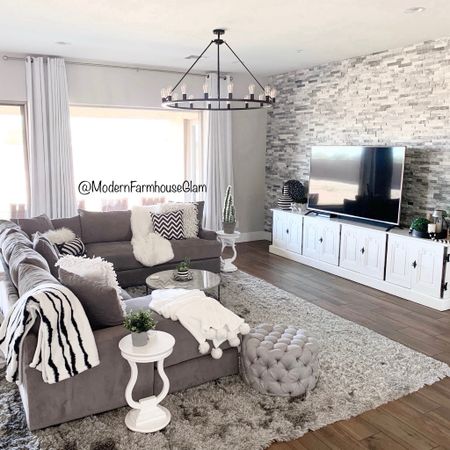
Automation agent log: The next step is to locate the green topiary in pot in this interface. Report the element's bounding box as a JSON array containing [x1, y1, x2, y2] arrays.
[[409, 217, 431, 239], [124, 310, 156, 347]]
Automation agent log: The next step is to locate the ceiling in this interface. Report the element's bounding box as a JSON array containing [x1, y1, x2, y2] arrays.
[[1, 0, 450, 75]]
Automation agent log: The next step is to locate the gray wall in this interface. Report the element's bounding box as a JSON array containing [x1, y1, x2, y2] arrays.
[[265, 37, 450, 230]]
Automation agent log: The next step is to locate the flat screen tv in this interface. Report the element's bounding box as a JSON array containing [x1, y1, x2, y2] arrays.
[[307, 146, 406, 225]]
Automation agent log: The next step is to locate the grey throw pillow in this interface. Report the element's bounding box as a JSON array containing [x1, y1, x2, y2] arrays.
[[18, 263, 59, 297], [15, 214, 54, 239], [33, 232, 60, 278], [59, 268, 124, 330], [8, 244, 50, 288]]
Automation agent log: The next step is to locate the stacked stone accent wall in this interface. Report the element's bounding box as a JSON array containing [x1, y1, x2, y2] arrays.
[[265, 37, 450, 230]]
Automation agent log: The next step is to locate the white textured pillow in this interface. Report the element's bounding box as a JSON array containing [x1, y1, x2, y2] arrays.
[[160, 203, 198, 238], [43, 227, 76, 245], [56, 255, 122, 300], [131, 203, 198, 238]]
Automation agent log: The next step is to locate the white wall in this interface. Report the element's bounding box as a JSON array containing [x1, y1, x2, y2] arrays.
[[0, 53, 268, 235]]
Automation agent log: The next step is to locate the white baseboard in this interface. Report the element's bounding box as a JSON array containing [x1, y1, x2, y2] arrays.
[[238, 231, 271, 243]]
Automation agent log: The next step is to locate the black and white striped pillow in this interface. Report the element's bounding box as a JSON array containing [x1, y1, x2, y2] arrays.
[[56, 237, 85, 256], [151, 210, 185, 240]]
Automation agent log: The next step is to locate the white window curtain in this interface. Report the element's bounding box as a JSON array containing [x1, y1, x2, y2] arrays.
[[202, 73, 233, 230], [25, 56, 77, 219]]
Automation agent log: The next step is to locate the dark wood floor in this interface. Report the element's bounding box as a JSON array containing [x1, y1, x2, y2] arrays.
[[230, 241, 450, 450]]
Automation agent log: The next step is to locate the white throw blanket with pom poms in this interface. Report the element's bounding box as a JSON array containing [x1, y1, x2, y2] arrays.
[[150, 289, 250, 359]]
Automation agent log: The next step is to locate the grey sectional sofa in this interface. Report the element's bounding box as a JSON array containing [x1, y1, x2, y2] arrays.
[[0, 207, 239, 430]]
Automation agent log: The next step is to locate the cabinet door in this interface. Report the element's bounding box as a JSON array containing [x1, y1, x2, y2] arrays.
[[411, 243, 444, 298], [302, 217, 321, 260], [386, 235, 412, 288], [272, 211, 286, 248], [340, 225, 362, 272], [319, 222, 341, 266], [285, 215, 302, 254], [359, 230, 387, 280]]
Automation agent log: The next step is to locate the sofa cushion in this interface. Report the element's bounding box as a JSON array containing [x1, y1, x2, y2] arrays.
[[171, 238, 221, 262], [59, 268, 125, 330], [196, 201, 204, 229], [85, 238, 221, 273], [79, 210, 132, 244], [51, 216, 82, 238], [9, 244, 50, 288], [15, 214, 54, 238], [1, 229, 32, 264], [17, 263, 59, 297], [85, 241, 143, 271], [33, 232, 60, 278]]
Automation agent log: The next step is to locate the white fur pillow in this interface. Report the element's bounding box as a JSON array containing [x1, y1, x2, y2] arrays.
[[56, 255, 123, 300], [43, 227, 76, 245]]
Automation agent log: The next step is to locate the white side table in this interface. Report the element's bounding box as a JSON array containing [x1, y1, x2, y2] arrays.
[[216, 230, 241, 273], [119, 330, 175, 433]]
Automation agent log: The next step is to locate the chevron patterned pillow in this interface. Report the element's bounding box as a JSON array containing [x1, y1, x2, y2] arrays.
[[151, 210, 185, 240]]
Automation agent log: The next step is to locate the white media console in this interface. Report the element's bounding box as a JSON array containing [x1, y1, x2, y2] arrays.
[[269, 209, 450, 311]]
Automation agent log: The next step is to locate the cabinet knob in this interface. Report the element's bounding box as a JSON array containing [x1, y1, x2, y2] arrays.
[[412, 260, 417, 269], [319, 237, 323, 243], [286, 229, 289, 234], [360, 247, 365, 254]]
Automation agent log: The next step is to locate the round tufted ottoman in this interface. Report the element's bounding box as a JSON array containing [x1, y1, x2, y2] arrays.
[[241, 324, 319, 397]]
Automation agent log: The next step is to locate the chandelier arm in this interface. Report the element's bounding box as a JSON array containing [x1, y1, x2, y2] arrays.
[[170, 40, 214, 95], [223, 41, 266, 92]]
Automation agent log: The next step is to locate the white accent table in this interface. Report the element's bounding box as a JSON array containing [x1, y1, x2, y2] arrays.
[[216, 230, 240, 272], [119, 331, 175, 433]]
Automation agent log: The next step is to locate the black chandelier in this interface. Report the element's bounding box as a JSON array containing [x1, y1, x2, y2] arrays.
[[161, 29, 276, 111]]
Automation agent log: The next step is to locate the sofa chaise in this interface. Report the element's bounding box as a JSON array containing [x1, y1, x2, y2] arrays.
[[0, 205, 239, 430]]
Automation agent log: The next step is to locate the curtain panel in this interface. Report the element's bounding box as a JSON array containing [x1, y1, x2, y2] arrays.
[[202, 73, 234, 230], [25, 56, 77, 219]]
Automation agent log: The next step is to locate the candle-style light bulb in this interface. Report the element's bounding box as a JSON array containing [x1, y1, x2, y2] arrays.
[[167, 86, 173, 100], [270, 88, 277, 98], [189, 94, 194, 109], [248, 84, 255, 100], [181, 84, 187, 100], [161, 88, 167, 100], [227, 81, 234, 99], [264, 85, 271, 97], [244, 94, 249, 109], [258, 93, 264, 106], [203, 82, 209, 99]]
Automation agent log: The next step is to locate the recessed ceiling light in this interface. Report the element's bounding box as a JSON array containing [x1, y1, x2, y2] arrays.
[[55, 41, 71, 45], [404, 6, 425, 13]]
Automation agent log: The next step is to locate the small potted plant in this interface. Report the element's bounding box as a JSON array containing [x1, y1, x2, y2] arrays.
[[409, 217, 431, 239], [123, 310, 156, 347], [176, 257, 191, 280], [222, 185, 236, 234]]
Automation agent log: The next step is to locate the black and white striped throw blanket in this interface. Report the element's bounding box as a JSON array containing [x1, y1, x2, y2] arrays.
[[0, 283, 99, 384]]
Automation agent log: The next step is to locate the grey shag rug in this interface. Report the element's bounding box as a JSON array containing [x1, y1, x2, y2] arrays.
[[1, 271, 449, 450]]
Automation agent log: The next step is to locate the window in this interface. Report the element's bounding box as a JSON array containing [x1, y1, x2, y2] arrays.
[[0, 105, 27, 219], [70, 107, 202, 211]]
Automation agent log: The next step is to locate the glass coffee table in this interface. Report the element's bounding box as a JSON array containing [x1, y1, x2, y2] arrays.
[[145, 269, 221, 301]]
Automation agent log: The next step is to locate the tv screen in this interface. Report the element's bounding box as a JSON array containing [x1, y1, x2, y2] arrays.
[[307, 146, 405, 225]]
